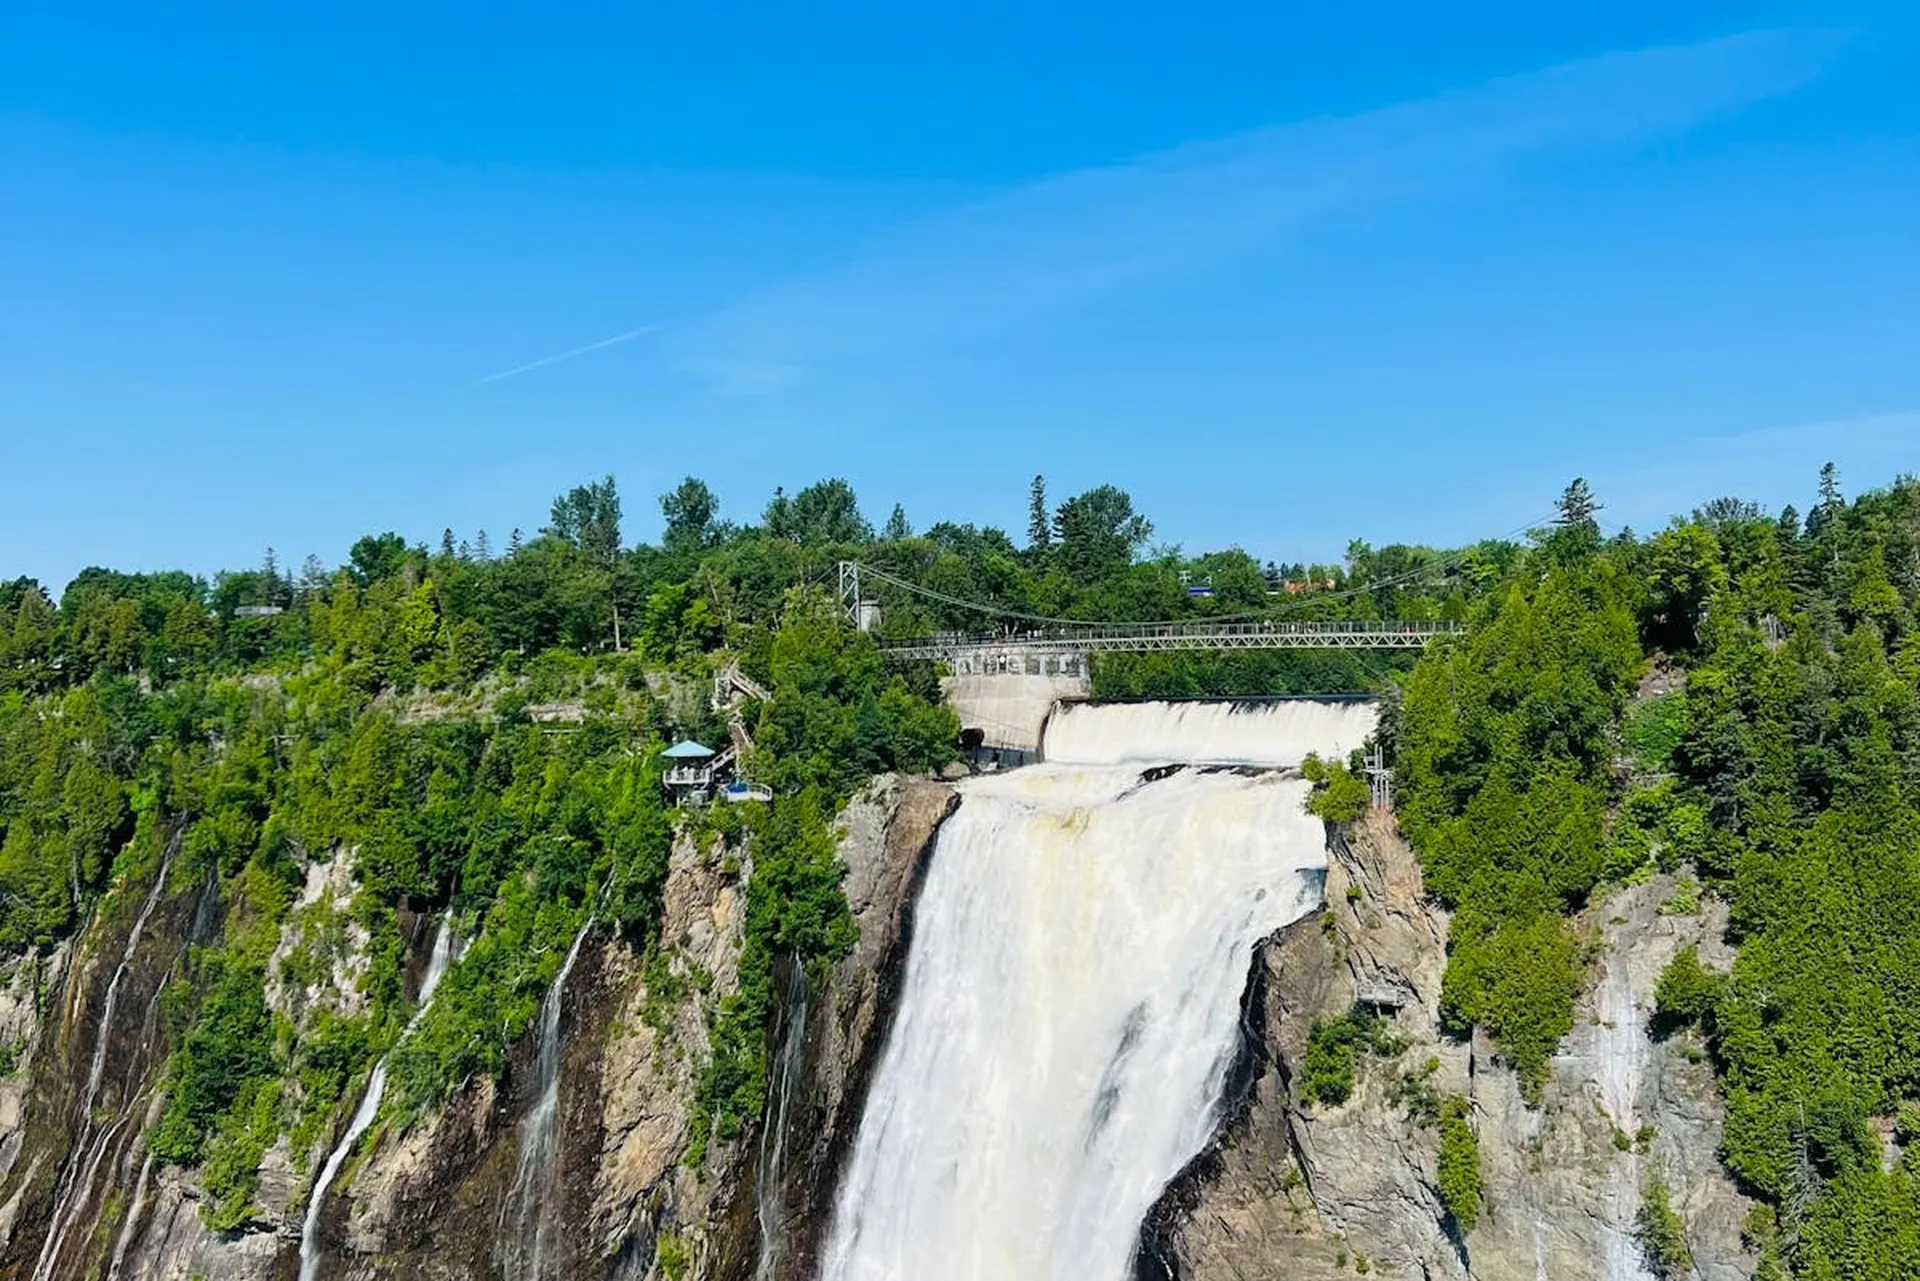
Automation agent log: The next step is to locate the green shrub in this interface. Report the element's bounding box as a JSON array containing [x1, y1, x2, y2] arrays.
[[1438, 913, 1581, 1100], [1652, 945, 1722, 1032], [1657, 875, 1701, 916], [1637, 1173, 1694, 1279], [1437, 1094, 1481, 1233], [149, 953, 277, 1168], [694, 788, 858, 1154], [1302, 753, 1370, 823], [1396, 561, 1641, 1089], [1301, 1009, 1401, 1106], [1388, 1056, 1443, 1125], [1623, 692, 1688, 774], [655, 1229, 691, 1280]]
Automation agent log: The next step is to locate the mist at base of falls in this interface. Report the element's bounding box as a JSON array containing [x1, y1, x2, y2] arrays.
[[822, 699, 1373, 1281]]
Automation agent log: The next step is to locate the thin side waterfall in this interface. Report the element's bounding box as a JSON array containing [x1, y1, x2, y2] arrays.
[[822, 699, 1374, 1281], [32, 835, 180, 1281], [1597, 948, 1656, 1281], [753, 962, 810, 1281], [104, 1152, 154, 1281], [299, 918, 458, 1281], [499, 916, 595, 1281]]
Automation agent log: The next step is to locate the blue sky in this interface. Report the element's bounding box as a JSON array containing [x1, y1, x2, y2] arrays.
[[3, 2, 1917, 586]]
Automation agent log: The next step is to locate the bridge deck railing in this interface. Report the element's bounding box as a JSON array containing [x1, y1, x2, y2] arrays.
[[880, 619, 1462, 661]]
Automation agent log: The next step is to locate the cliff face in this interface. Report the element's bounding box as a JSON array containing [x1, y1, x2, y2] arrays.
[[0, 776, 954, 1281], [1148, 810, 1750, 1281], [1, 778, 1745, 1281]]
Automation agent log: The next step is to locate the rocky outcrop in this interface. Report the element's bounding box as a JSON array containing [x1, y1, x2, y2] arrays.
[[763, 775, 958, 1281], [4, 767, 1752, 1281], [0, 773, 957, 1281], [0, 838, 220, 1281], [1151, 810, 1752, 1281]]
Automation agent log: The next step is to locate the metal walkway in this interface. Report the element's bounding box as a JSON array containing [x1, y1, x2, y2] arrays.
[[881, 619, 1460, 663]]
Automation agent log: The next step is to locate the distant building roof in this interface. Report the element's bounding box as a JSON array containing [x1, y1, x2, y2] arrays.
[[662, 740, 716, 759]]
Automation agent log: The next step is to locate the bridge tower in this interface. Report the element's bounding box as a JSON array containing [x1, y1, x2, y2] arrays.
[[1364, 744, 1393, 811], [837, 561, 880, 632]]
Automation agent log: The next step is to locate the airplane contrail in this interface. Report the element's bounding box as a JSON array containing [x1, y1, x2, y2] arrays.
[[478, 324, 662, 384]]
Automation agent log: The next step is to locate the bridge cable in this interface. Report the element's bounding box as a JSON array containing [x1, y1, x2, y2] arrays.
[[854, 510, 1557, 634]]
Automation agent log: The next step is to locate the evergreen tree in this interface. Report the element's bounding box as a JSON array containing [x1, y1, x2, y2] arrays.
[[297, 555, 326, 597], [261, 547, 283, 603], [1027, 475, 1051, 554], [1557, 477, 1602, 530], [763, 487, 796, 542], [883, 504, 912, 542]]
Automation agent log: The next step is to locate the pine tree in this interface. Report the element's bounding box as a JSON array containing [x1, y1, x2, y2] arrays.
[[1556, 478, 1601, 529], [508, 528, 524, 556], [262, 548, 286, 605], [1809, 463, 1844, 573], [298, 555, 326, 596], [440, 528, 457, 559], [884, 503, 912, 541], [473, 529, 492, 561], [1027, 475, 1051, 554]]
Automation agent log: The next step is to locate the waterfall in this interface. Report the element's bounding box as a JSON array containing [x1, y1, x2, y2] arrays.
[[499, 916, 594, 1281], [105, 1152, 153, 1281], [32, 835, 180, 1281], [1043, 697, 1376, 768], [1597, 948, 1657, 1281], [823, 699, 1371, 1281], [753, 961, 809, 1281], [299, 918, 458, 1281]]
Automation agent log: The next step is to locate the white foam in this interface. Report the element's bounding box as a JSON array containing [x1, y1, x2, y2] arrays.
[[1043, 698, 1377, 768]]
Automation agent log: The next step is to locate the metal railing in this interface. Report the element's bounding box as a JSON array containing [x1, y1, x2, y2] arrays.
[[881, 619, 1461, 662]]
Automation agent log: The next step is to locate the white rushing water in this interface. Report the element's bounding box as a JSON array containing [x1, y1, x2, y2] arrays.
[[822, 699, 1371, 1281], [1044, 697, 1376, 768], [1596, 949, 1657, 1281], [299, 918, 458, 1281], [499, 916, 594, 1281], [754, 962, 810, 1281]]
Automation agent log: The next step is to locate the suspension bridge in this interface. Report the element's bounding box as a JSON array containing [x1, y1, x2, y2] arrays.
[[836, 561, 1461, 669]]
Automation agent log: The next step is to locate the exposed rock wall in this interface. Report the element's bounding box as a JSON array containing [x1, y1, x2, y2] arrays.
[[766, 775, 958, 1281], [1150, 811, 1752, 1281], [0, 776, 956, 1281], [0, 841, 219, 1281], [3, 774, 1751, 1281]]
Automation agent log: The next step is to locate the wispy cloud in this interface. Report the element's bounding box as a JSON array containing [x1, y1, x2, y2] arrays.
[[479, 324, 662, 384], [673, 29, 1844, 393], [1597, 410, 1919, 528], [1706, 409, 1920, 450]]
